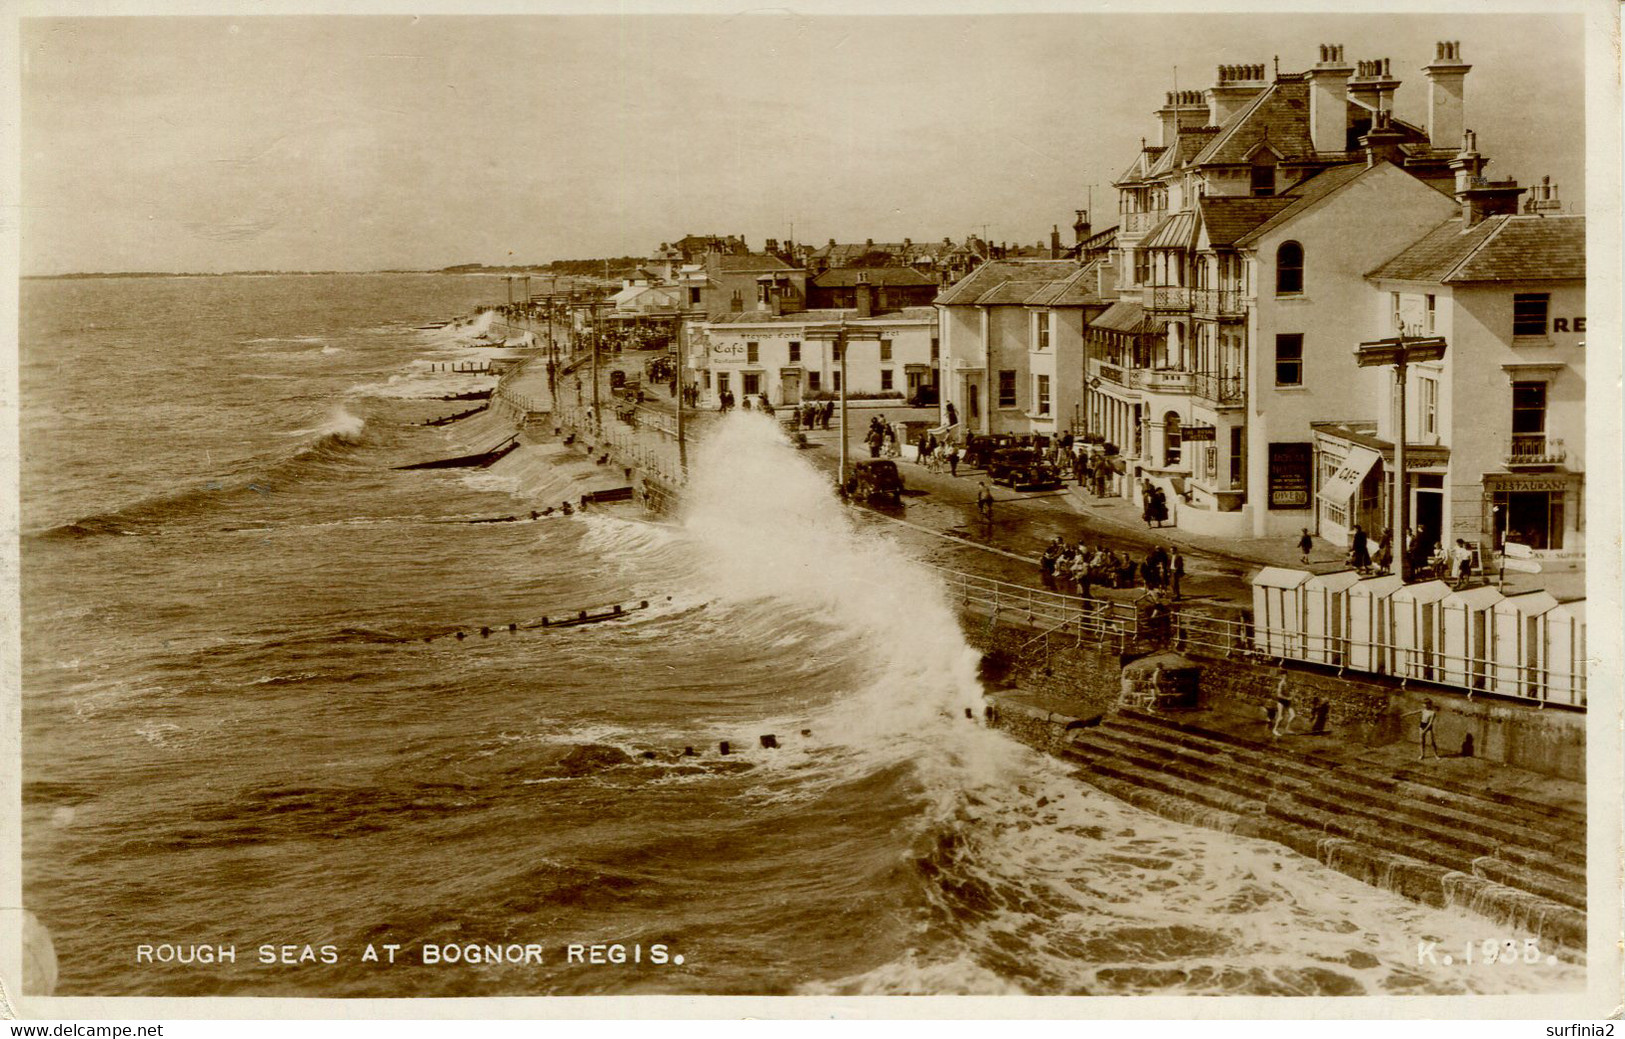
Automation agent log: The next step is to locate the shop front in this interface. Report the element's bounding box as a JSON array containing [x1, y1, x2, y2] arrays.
[[1481, 472, 1584, 555]]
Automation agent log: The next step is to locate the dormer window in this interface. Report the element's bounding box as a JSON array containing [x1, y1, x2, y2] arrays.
[[1249, 149, 1278, 197]]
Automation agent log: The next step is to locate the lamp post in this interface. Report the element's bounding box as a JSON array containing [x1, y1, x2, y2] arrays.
[[838, 320, 850, 490], [1356, 327, 1446, 583]]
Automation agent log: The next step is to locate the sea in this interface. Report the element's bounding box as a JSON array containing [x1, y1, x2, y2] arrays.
[[16, 274, 1583, 998]]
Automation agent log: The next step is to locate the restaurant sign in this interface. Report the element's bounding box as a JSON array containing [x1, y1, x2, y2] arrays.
[[1268, 442, 1313, 509]]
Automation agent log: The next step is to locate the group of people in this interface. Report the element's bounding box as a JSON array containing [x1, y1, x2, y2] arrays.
[[1139, 479, 1170, 528], [791, 400, 836, 430], [865, 415, 899, 458], [915, 432, 961, 475], [1301, 524, 1473, 586], [715, 390, 774, 415], [1039, 538, 1184, 598]]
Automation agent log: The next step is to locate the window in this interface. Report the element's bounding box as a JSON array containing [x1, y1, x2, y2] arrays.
[[746, 341, 759, 364], [1275, 242, 1303, 294], [1419, 376, 1438, 437], [1134, 250, 1150, 286], [880, 339, 892, 361], [808, 371, 821, 391], [930, 337, 940, 361], [998, 370, 1017, 408], [1036, 375, 1051, 415], [1425, 294, 1436, 333], [1163, 412, 1181, 466], [1390, 292, 1403, 333], [1275, 334, 1304, 385], [1250, 160, 1276, 197], [688, 287, 701, 305], [1512, 380, 1547, 435], [789, 341, 800, 364], [743, 373, 760, 397], [1513, 293, 1550, 337], [1035, 312, 1050, 351], [1230, 426, 1244, 487], [832, 371, 841, 392], [880, 369, 894, 391], [716, 372, 730, 395]]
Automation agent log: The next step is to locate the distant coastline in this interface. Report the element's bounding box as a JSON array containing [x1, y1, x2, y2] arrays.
[[25, 257, 648, 281]]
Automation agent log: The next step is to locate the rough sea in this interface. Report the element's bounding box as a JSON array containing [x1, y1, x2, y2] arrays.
[[17, 274, 1583, 998]]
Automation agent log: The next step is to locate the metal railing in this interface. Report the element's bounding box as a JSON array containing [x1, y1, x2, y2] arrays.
[[1190, 287, 1244, 317], [1191, 371, 1245, 406], [1505, 435, 1566, 466], [936, 567, 1141, 651], [1148, 285, 1191, 311]]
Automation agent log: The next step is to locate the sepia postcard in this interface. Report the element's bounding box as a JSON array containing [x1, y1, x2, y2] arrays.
[[1, 0, 1620, 1024]]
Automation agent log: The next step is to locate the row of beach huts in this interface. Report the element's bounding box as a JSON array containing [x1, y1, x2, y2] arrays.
[[1249, 568, 1586, 708]]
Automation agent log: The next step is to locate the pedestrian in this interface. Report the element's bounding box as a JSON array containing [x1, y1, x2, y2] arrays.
[[1271, 673, 1296, 737], [1170, 548, 1184, 599], [1040, 538, 1061, 589], [1403, 698, 1442, 760], [1375, 527, 1394, 575], [1350, 525, 1370, 571], [1297, 527, 1313, 565], [1308, 696, 1330, 735], [1074, 551, 1093, 600], [1451, 538, 1473, 588], [945, 400, 958, 427], [976, 481, 994, 521], [947, 445, 960, 477]]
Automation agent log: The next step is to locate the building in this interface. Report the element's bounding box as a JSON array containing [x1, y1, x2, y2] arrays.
[[807, 267, 940, 311], [1089, 42, 1494, 537], [694, 307, 939, 408], [1343, 171, 1585, 562]]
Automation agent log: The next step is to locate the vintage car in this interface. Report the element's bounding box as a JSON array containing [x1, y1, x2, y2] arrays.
[[988, 447, 1062, 491], [845, 459, 904, 504], [962, 433, 1018, 470]]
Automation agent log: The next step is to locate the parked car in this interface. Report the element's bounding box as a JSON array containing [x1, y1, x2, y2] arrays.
[[963, 433, 1018, 470], [988, 448, 1062, 490], [846, 459, 904, 504]]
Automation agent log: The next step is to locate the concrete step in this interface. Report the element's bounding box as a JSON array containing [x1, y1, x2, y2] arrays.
[[1063, 744, 1587, 953], [1075, 725, 1583, 911], [1093, 716, 1586, 882], [1113, 708, 1585, 849]]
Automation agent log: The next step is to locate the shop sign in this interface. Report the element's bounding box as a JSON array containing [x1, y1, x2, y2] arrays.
[[1268, 442, 1313, 509], [1482, 475, 1572, 492], [1182, 425, 1217, 442]]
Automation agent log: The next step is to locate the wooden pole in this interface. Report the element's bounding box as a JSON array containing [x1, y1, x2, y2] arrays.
[[838, 321, 849, 490]]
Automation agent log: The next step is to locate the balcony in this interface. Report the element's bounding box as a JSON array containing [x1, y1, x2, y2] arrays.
[[1147, 285, 1191, 312], [1097, 362, 1129, 387], [1121, 209, 1166, 236], [1192, 371, 1245, 406], [1191, 287, 1245, 319], [1141, 368, 1193, 393], [1505, 435, 1567, 467]]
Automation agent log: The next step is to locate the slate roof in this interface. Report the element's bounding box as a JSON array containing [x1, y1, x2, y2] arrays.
[[1025, 259, 1109, 307], [935, 260, 1078, 306], [1230, 163, 1375, 247], [1190, 78, 1317, 166], [1367, 214, 1586, 284], [1116, 147, 1167, 186], [813, 266, 938, 288], [1147, 128, 1220, 177], [708, 252, 793, 273], [1142, 210, 1200, 251], [1196, 196, 1293, 247]]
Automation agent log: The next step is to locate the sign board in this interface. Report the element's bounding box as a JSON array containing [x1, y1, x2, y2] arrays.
[[1267, 442, 1313, 510], [1505, 541, 1535, 559], [1182, 425, 1217, 442], [1484, 475, 1572, 493]]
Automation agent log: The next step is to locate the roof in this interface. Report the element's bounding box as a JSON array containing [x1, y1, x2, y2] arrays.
[[1231, 163, 1374, 247], [1190, 78, 1316, 167], [1142, 210, 1199, 251], [1196, 196, 1293, 247], [703, 306, 937, 326], [1147, 128, 1220, 178], [1115, 146, 1166, 186], [935, 259, 1078, 306], [1367, 214, 1586, 284], [708, 252, 792, 273], [1091, 300, 1155, 334], [975, 279, 1054, 305], [1025, 259, 1108, 307], [812, 266, 937, 288]]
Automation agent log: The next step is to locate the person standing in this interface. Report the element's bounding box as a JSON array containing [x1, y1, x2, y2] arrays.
[[945, 400, 958, 428], [947, 445, 960, 477], [1403, 698, 1442, 760], [1170, 548, 1184, 599], [976, 481, 994, 522], [1271, 673, 1296, 737], [1350, 525, 1370, 572], [1451, 539, 1473, 588], [1297, 528, 1313, 565]]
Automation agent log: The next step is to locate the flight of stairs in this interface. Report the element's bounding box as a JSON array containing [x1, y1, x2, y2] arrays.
[[1062, 708, 1586, 953]]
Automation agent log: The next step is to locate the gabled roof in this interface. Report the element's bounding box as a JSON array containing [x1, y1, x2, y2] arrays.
[[1115, 146, 1167, 186], [935, 259, 1077, 306], [1196, 196, 1293, 247], [1367, 214, 1586, 284], [1147, 128, 1220, 178], [1190, 78, 1317, 167], [1025, 259, 1109, 307], [813, 266, 938, 288], [708, 252, 793, 273], [1231, 163, 1382, 248]]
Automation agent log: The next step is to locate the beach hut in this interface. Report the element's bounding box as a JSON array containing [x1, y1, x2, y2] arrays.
[[1490, 590, 1559, 700], [1345, 575, 1403, 675], [1389, 580, 1453, 682], [1302, 570, 1362, 666], [1542, 600, 1587, 707], [1251, 567, 1311, 661], [1439, 586, 1504, 691]]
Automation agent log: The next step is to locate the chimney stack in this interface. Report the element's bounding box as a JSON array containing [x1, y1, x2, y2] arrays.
[[1307, 44, 1354, 154], [1423, 41, 1472, 150], [1449, 128, 1487, 196], [1155, 89, 1209, 147], [1348, 57, 1400, 116], [1450, 131, 1524, 228], [1360, 110, 1408, 168], [1206, 64, 1267, 127], [1073, 209, 1091, 247], [1523, 175, 1562, 214], [855, 271, 873, 318]]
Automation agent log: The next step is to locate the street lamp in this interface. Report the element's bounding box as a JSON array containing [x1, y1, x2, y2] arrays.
[[1355, 327, 1447, 582]]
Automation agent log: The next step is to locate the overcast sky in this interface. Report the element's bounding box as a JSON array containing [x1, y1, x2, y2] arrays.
[[19, 10, 1586, 274]]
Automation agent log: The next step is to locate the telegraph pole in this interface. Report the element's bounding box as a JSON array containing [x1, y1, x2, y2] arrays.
[[837, 320, 849, 491], [591, 303, 601, 435], [675, 308, 687, 475]]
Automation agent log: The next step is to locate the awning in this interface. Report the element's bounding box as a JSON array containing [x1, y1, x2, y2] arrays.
[[1142, 211, 1198, 251], [1316, 446, 1381, 504], [1092, 301, 1154, 335]]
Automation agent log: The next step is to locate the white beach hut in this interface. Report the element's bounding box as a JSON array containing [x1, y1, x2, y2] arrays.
[[1439, 585, 1504, 691], [1345, 575, 1403, 675], [1542, 600, 1587, 707], [1490, 590, 1559, 699], [1389, 580, 1453, 683], [1251, 567, 1311, 660], [1302, 570, 1363, 667]]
